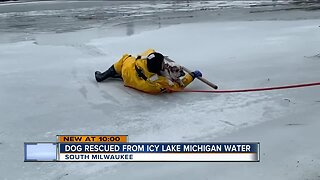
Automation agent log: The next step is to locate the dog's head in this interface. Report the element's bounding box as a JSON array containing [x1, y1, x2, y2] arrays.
[[164, 63, 185, 80]]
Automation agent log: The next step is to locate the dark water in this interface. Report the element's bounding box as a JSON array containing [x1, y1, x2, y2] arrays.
[[0, 1, 319, 34]]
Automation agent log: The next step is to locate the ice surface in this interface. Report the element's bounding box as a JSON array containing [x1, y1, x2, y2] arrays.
[[0, 1, 320, 180]]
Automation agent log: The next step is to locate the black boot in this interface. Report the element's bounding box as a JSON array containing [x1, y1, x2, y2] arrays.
[[95, 65, 121, 82]]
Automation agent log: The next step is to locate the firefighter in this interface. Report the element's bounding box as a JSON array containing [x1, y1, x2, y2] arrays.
[[95, 49, 202, 94]]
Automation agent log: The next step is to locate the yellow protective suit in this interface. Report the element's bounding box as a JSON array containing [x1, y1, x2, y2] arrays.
[[113, 49, 194, 94]]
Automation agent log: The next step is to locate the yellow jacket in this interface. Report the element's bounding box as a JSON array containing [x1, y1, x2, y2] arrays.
[[113, 49, 194, 94]]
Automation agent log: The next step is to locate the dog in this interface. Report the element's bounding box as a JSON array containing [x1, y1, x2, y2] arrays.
[[161, 60, 186, 87]]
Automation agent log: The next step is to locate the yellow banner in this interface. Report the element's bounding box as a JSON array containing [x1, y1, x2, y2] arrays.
[[57, 135, 127, 143]]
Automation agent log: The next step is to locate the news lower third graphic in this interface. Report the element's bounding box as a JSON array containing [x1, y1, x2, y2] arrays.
[[24, 135, 260, 162]]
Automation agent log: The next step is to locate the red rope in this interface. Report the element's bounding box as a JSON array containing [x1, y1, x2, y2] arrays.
[[172, 82, 320, 93]]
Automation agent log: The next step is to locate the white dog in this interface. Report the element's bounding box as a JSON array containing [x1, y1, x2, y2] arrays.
[[161, 60, 186, 87]]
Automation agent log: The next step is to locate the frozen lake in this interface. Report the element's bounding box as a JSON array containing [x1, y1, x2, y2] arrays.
[[0, 1, 320, 180]]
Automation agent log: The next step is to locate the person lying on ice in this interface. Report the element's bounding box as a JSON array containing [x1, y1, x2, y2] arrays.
[[95, 49, 202, 94]]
